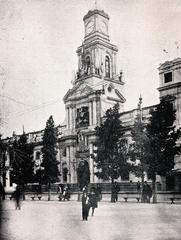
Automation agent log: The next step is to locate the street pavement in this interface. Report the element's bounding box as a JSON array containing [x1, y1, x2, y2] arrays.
[[1, 199, 181, 240]]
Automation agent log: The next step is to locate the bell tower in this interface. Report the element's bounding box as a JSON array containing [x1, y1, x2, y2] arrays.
[[76, 9, 121, 84]]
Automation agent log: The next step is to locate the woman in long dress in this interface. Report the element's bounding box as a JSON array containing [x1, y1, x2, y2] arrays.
[[89, 188, 98, 216]]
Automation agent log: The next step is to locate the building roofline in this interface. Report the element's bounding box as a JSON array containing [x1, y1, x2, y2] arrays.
[[83, 9, 109, 21], [120, 104, 157, 115]]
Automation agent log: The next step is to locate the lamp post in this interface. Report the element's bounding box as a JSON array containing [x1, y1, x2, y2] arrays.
[[137, 95, 145, 202]]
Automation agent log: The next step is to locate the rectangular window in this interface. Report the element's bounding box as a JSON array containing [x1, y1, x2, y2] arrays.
[[76, 106, 89, 128], [164, 72, 172, 83]]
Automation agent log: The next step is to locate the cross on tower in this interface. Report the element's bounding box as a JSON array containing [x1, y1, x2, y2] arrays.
[[94, 0, 102, 10]]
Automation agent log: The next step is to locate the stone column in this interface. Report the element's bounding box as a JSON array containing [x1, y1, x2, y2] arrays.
[[69, 107, 72, 129], [66, 107, 70, 129], [71, 146, 77, 184], [72, 106, 76, 129], [66, 146, 71, 183], [89, 101, 93, 126], [69, 146, 76, 183], [92, 100, 97, 125], [96, 97, 101, 125]]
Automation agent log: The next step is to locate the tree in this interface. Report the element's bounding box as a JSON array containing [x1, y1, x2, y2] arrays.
[[93, 103, 130, 183], [128, 96, 152, 202], [129, 116, 150, 182], [41, 116, 60, 200], [146, 95, 181, 201], [10, 132, 34, 199], [0, 134, 7, 185]]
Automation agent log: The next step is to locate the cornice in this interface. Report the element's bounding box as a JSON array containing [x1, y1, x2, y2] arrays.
[[158, 82, 181, 92], [58, 135, 77, 142], [65, 91, 97, 102], [84, 32, 110, 44], [77, 39, 118, 54], [158, 58, 181, 71], [74, 73, 122, 86], [65, 103, 76, 109], [83, 9, 109, 21]]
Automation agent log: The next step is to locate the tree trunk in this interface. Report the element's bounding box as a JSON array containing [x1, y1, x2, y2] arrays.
[[22, 184, 26, 201], [111, 178, 114, 202], [141, 174, 144, 203], [48, 182, 51, 201], [77, 184, 81, 201], [152, 174, 157, 203]]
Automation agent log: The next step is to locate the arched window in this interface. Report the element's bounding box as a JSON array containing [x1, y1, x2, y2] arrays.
[[105, 56, 110, 78], [63, 167, 68, 182], [85, 56, 91, 74]]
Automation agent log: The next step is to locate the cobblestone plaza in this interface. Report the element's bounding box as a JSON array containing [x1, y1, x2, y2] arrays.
[[1, 200, 181, 240]]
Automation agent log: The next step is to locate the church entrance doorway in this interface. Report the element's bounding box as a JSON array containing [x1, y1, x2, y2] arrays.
[[77, 160, 90, 190]]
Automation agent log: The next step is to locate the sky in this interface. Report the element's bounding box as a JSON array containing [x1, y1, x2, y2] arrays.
[[0, 0, 181, 138]]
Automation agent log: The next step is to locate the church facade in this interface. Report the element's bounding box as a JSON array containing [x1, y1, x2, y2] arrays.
[[2, 9, 181, 191], [59, 9, 126, 184]]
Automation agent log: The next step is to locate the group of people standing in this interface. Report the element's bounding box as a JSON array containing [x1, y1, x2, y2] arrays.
[[81, 186, 99, 221], [111, 181, 153, 203], [57, 184, 71, 201]]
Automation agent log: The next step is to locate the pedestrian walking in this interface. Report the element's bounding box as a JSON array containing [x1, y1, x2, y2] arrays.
[[96, 184, 102, 201], [111, 182, 120, 202], [146, 182, 152, 203], [81, 191, 90, 221], [12, 185, 22, 210], [137, 181, 141, 194], [57, 184, 63, 201], [89, 187, 98, 216], [62, 185, 71, 201], [62, 185, 67, 201], [66, 184, 71, 200], [142, 181, 147, 203], [142, 181, 152, 203], [0, 181, 5, 201]]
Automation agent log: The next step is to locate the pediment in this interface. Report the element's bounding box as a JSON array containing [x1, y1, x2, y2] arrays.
[[158, 61, 172, 70], [159, 58, 181, 71], [63, 82, 94, 102]]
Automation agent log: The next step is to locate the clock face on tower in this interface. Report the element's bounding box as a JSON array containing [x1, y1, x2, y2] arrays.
[[99, 20, 108, 34], [86, 20, 94, 35]]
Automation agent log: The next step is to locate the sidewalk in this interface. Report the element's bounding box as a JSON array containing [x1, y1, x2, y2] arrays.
[[1, 200, 181, 240]]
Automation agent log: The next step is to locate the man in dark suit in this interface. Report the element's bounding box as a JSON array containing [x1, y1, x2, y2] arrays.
[[81, 190, 90, 221]]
